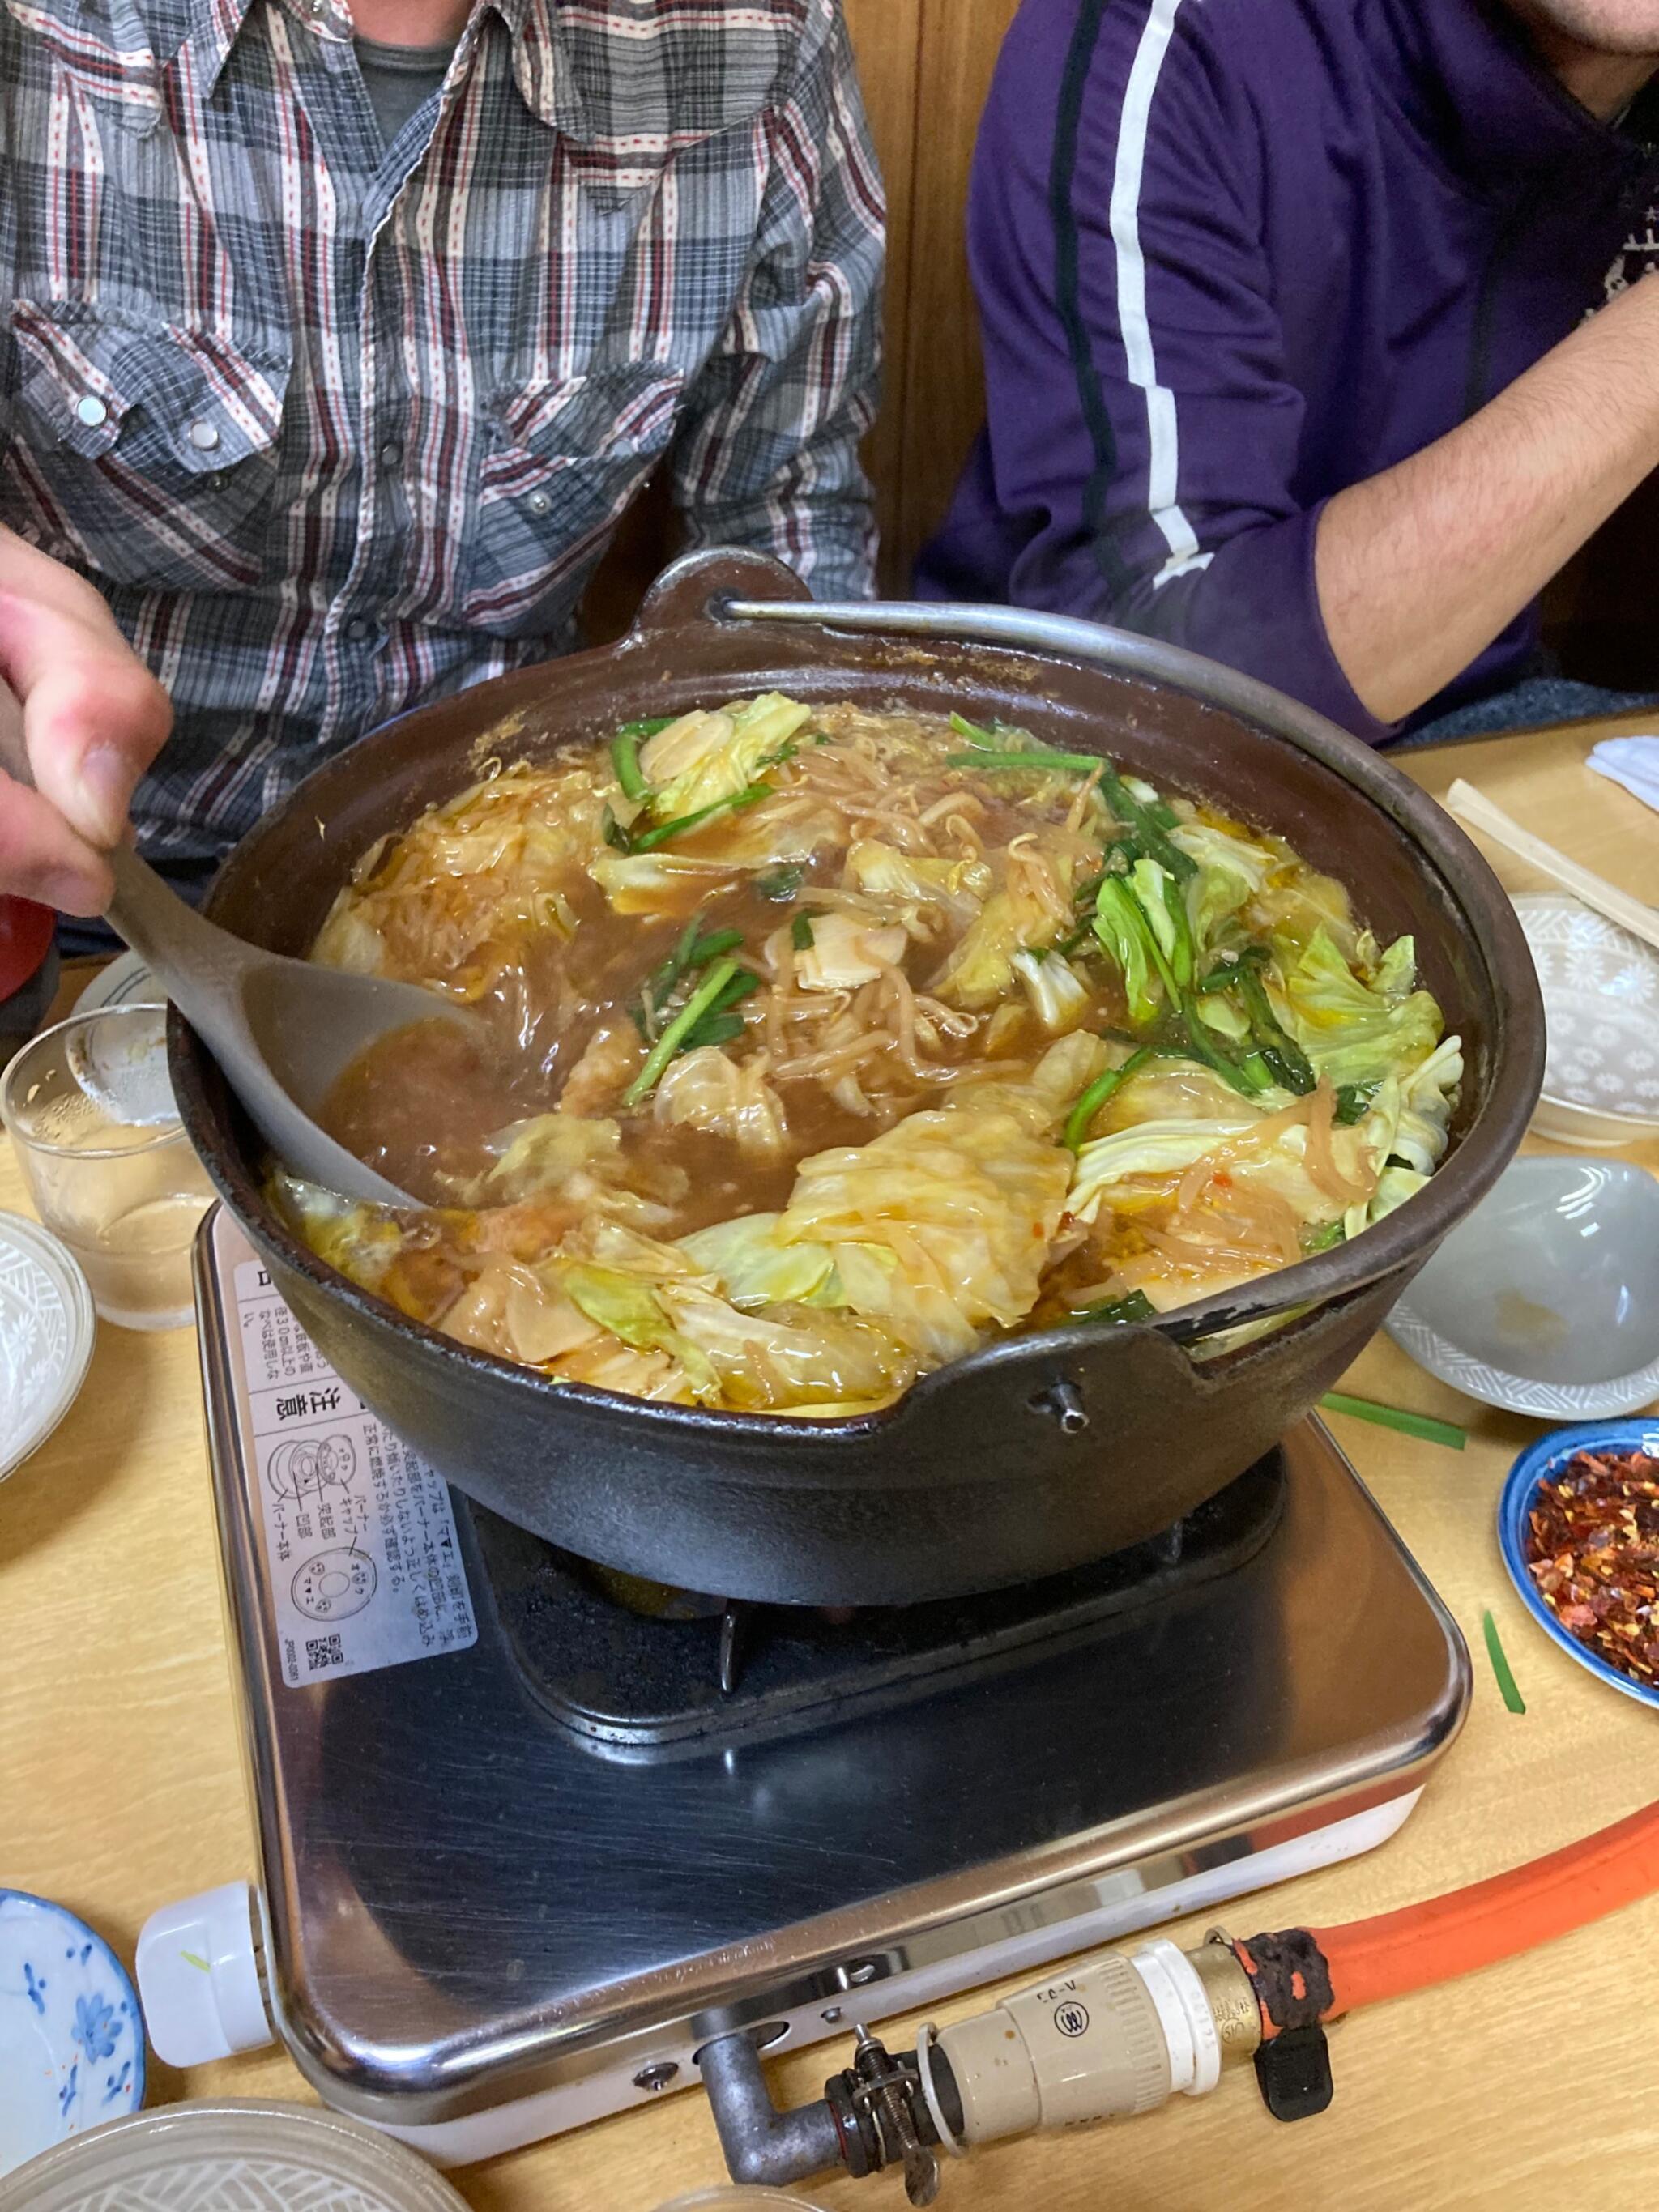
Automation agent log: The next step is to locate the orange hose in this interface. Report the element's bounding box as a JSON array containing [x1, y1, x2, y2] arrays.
[[1308, 1797, 1659, 2018]]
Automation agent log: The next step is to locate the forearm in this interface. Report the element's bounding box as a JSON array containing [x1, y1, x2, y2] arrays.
[[1316, 274, 1659, 725]]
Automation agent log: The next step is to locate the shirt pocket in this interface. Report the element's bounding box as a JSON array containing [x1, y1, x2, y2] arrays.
[[4, 301, 292, 595], [460, 364, 684, 634]]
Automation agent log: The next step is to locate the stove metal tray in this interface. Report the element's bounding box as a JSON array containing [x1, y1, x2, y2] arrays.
[[194, 1209, 1469, 2146]]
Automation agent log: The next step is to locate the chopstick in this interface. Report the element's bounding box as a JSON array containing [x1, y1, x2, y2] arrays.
[[1444, 778, 1659, 955], [1319, 1392, 1466, 1450]]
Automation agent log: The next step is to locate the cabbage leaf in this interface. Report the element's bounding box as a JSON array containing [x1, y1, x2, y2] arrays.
[[642, 693, 812, 822], [678, 1213, 844, 1309], [846, 841, 994, 929], [936, 890, 1054, 1008], [270, 1175, 405, 1293], [1171, 821, 1275, 952], [1342, 1034, 1462, 1237], [651, 1046, 789, 1155], [591, 849, 737, 914], [1092, 879, 1165, 1026], [1276, 927, 1443, 1089], [1012, 949, 1092, 1032], [1068, 1101, 1377, 1230], [651, 1284, 912, 1411], [795, 910, 909, 990], [483, 1114, 621, 1200], [774, 1079, 1073, 1362]]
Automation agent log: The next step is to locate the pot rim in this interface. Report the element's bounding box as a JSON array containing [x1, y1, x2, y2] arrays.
[[170, 552, 1545, 1446]]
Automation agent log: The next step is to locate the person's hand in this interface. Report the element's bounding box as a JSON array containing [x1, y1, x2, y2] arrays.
[[0, 526, 172, 915]]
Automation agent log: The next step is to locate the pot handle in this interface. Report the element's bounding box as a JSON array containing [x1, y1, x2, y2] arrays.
[[629, 548, 809, 637], [722, 591, 1149, 664], [884, 1272, 1392, 1460]]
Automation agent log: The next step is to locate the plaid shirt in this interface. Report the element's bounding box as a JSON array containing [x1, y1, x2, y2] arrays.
[[0, 0, 883, 868]]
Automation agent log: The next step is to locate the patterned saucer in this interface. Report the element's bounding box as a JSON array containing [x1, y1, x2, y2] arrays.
[[0, 2100, 472, 2210], [0, 1215, 96, 1484], [0, 1893, 144, 2177], [1515, 894, 1659, 1147]]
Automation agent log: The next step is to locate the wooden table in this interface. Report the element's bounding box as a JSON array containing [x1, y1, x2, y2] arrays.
[[2, 716, 1657, 2211]]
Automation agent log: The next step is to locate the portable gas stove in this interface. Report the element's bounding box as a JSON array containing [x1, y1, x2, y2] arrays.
[[137, 1209, 1469, 2186]]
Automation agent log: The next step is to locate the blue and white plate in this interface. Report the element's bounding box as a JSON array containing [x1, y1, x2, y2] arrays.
[[1498, 1420, 1659, 1711], [0, 1892, 145, 2176]]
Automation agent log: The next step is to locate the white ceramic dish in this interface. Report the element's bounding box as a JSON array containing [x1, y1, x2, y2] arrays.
[[0, 1892, 144, 2178], [1386, 1157, 1659, 1418], [0, 1213, 96, 1482], [1513, 893, 1659, 1148], [72, 953, 159, 1016], [0, 2100, 472, 2210]]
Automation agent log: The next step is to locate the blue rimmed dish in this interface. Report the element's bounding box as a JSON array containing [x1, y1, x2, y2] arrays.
[[0, 1892, 145, 2177], [1498, 1419, 1659, 1710]]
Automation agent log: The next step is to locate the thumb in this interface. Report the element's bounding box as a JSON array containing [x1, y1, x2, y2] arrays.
[[0, 540, 173, 850]]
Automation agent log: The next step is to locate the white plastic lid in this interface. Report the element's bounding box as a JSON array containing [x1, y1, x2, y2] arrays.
[[135, 1882, 271, 2066], [0, 2100, 471, 2212], [0, 1212, 96, 1483]]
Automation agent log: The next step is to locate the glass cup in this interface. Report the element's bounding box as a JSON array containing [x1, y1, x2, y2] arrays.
[[653, 2196, 832, 2210], [2, 1003, 215, 1330]]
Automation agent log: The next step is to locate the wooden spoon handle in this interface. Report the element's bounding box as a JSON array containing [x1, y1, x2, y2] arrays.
[[1444, 778, 1659, 954]]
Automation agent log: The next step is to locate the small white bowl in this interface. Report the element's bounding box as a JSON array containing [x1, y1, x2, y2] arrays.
[[72, 953, 160, 1016], [1386, 1157, 1659, 1418], [1513, 893, 1659, 1148]]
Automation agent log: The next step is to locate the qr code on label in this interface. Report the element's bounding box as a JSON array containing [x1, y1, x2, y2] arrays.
[[305, 1634, 346, 1673]]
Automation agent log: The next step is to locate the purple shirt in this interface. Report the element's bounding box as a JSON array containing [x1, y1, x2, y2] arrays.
[[915, 0, 1659, 741]]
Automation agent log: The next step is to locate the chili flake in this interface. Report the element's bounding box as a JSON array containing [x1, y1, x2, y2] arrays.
[[1524, 1448, 1659, 1689]]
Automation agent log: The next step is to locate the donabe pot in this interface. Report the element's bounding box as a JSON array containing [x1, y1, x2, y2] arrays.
[[172, 550, 1542, 1604]]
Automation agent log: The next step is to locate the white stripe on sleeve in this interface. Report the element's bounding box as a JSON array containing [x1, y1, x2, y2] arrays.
[[1108, 0, 1212, 587]]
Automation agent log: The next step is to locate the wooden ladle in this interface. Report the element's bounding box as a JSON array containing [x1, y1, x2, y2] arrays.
[[100, 841, 468, 1206]]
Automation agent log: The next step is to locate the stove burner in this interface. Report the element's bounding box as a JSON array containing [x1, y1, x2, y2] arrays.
[[471, 1454, 1284, 1754]]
